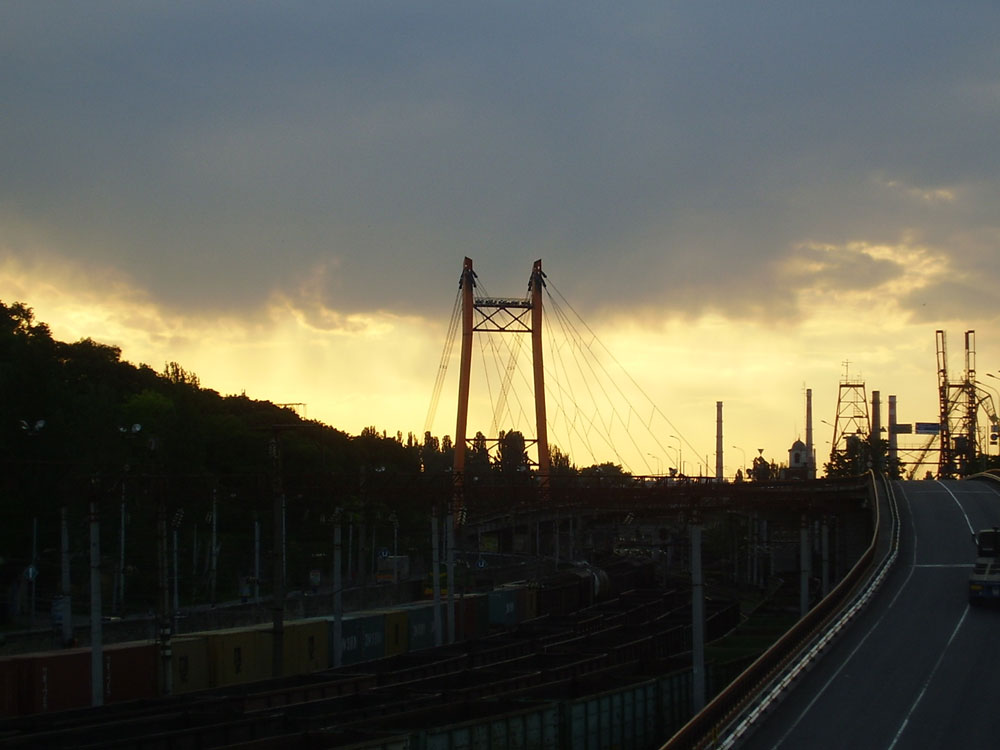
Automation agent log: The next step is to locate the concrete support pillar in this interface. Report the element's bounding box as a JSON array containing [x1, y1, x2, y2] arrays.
[[90, 499, 104, 706], [446, 513, 455, 644], [821, 518, 830, 596], [691, 518, 706, 712], [333, 522, 343, 666], [431, 512, 442, 647], [800, 515, 810, 618]]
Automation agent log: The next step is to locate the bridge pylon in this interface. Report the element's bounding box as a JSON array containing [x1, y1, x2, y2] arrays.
[[452, 258, 551, 521]]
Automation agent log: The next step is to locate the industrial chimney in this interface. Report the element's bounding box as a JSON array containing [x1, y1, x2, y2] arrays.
[[716, 401, 724, 482], [806, 388, 816, 479]]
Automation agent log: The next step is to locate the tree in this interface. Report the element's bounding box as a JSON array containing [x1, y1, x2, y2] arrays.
[[496, 430, 529, 474], [549, 445, 576, 475]]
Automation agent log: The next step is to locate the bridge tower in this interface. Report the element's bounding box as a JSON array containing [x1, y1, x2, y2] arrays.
[[452, 258, 551, 518]]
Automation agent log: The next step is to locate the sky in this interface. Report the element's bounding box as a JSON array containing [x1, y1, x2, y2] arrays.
[[3, 3, 1000, 478]]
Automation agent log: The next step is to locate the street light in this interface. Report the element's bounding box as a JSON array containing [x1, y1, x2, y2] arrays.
[[975, 380, 1000, 455], [732, 445, 747, 477], [669, 435, 683, 475], [647, 453, 662, 476]]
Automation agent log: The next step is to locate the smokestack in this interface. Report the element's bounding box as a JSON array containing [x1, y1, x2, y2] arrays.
[[871, 391, 882, 439], [888, 395, 898, 467], [806, 388, 816, 480], [716, 401, 724, 482]]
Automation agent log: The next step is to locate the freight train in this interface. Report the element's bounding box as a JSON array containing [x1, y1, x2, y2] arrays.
[[0, 556, 748, 749], [0, 558, 657, 716]]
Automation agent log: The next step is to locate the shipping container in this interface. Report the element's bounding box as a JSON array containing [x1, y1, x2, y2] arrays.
[[455, 593, 489, 641], [0, 657, 18, 717], [12, 648, 92, 714], [172, 635, 211, 694], [381, 610, 408, 657], [394, 600, 444, 652], [205, 626, 273, 687], [488, 588, 519, 628], [330, 612, 386, 667], [102, 641, 159, 704], [281, 619, 330, 676]]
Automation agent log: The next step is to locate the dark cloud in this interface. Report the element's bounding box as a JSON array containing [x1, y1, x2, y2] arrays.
[[2, 3, 999, 323]]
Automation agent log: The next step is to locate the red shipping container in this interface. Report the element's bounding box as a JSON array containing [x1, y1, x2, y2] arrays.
[[0, 657, 18, 717], [103, 642, 159, 704], [14, 648, 92, 715]]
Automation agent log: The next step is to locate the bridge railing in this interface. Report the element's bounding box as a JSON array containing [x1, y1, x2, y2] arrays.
[[660, 471, 896, 750]]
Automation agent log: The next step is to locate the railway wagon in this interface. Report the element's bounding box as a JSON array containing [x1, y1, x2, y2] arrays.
[[0, 641, 160, 716], [392, 600, 445, 651]]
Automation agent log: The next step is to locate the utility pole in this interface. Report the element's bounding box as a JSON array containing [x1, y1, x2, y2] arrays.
[[171, 508, 183, 632], [118, 484, 126, 615], [157, 497, 172, 696], [800, 515, 811, 618], [209, 490, 218, 605], [60, 506, 72, 647], [690, 512, 705, 712], [269, 434, 286, 679], [253, 515, 261, 605], [431, 510, 442, 647], [89, 492, 103, 706], [333, 518, 343, 666], [30, 517, 37, 627]]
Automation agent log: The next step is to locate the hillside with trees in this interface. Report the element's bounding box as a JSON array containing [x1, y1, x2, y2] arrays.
[[1, 301, 628, 626]]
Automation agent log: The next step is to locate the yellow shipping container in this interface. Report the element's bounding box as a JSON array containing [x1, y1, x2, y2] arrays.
[[382, 610, 409, 657], [171, 636, 210, 694], [282, 619, 329, 675], [205, 627, 273, 687]]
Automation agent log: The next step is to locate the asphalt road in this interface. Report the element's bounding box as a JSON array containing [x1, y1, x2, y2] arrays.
[[741, 478, 1000, 750]]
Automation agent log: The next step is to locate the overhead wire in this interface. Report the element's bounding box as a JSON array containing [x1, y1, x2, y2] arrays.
[[545, 279, 699, 470], [424, 288, 462, 436]]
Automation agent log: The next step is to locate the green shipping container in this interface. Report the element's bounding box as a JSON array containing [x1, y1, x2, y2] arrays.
[[330, 612, 386, 667], [396, 600, 443, 651], [488, 588, 519, 627]]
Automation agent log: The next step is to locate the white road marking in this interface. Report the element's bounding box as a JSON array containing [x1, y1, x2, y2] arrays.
[[768, 483, 918, 749], [935, 480, 975, 535], [886, 605, 970, 750]]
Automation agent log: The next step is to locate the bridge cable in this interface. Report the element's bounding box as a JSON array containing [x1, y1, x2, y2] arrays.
[[424, 288, 462, 436]]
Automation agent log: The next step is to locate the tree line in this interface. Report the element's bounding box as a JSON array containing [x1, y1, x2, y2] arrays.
[[0, 301, 631, 621]]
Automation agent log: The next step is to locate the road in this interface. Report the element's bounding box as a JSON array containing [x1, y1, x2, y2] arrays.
[[741, 478, 1000, 750]]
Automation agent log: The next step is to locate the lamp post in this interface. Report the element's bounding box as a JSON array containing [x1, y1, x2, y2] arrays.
[[669, 435, 683, 475], [976, 379, 1000, 455], [647, 453, 662, 476], [19, 419, 45, 629], [732, 445, 747, 478]]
